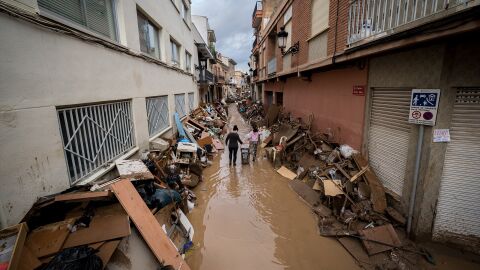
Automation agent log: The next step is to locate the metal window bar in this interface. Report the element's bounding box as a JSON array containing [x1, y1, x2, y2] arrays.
[[188, 92, 195, 112], [175, 94, 186, 118], [57, 101, 135, 183], [146, 96, 170, 137]]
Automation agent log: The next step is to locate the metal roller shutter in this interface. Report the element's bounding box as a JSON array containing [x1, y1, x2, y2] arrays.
[[368, 88, 412, 196], [434, 88, 480, 240]]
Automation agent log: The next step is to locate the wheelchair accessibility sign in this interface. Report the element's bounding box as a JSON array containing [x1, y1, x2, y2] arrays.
[[409, 89, 440, 126]]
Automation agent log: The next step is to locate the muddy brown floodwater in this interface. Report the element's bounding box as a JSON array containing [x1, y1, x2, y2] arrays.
[[186, 104, 360, 270]]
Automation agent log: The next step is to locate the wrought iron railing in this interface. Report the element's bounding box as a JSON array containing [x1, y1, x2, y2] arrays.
[[348, 0, 470, 45]]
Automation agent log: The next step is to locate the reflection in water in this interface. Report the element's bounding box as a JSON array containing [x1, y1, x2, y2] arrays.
[[186, 105, 360, 270]]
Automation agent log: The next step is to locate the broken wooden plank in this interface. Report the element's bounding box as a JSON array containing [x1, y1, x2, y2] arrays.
[[276, 166, 297, 180], [110, 179, 191, 270], [0, 222, 28, 270], [352, 154, 387, 213], [323, 179, 344, 196], [18, 245, 42, 270], [54, 191, 112, 202], [116, 159, 154, 180], [349, 165, 369, 183], [212, 138, 224, 150], [26, 219, 74, 258], [334, 163, 351, 181], [386, 207, 406, 225], [63, 213, 130, 248], [358, 224, 401, 255], [97, 240, 121, 269]]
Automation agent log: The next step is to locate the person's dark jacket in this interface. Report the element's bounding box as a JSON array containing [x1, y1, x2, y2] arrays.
[[225, 132, 243, 148]]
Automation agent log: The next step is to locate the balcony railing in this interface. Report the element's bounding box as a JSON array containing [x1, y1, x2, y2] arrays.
[[252, 1, 263, 28], [348, 0, 471, 45], [199, 69, 214, 84], [267, 58, 276, 76]]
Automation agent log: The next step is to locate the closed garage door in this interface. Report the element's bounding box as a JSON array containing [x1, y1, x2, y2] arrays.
[[368, 88, 412, 196], [434, 88, 480, 241]]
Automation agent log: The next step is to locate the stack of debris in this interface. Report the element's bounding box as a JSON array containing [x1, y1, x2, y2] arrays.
[[239, 101, 268, 126], [1, 175, 193, 270], [0, 104, 231, 270], [256, 111, 434, 269]]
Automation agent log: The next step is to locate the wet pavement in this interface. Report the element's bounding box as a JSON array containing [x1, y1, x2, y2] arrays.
[[186, 104, 360, 270]]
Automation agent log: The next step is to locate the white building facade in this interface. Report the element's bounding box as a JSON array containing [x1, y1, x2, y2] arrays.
[[0, 0, 198, 228]]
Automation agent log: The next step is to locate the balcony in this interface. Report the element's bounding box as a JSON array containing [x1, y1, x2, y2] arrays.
[[252, 1, 263, 28], [267, 58, 276, 77], [199, 69, 214, 84], [348, 0, 478, 45]]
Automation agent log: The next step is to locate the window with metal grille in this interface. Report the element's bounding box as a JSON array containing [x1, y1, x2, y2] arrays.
[[188, 92, 195, 112], [175, 94, 186, 118], [146, 96, 170, 136], [137, 10, 160, 59], [38, 0, 117, 40], [57, 101, 135, 183]]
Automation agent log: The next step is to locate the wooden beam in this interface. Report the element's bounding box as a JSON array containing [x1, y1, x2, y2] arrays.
[[352, 154, 387, 213], [111, 180, 191, 270]]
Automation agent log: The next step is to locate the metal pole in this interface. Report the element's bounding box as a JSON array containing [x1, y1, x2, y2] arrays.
[[407, 124, 424, 235]]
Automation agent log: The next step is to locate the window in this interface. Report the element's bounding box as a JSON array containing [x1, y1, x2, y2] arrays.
[[38, 0, 117, 40], [175, 94, 186, 118], [284, 5, 292, 23], [188, 92, 195, 112], [180, 1, 188, 21], [185, 51, 192, 72], [137, 11, 160, 59], [170, 39, 180, 65], [146, 96, 169, 136], [311, 0, 330, 36], [57, 101, 135, 183]]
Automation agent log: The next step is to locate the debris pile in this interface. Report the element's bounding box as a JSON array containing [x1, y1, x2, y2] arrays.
[[244, 104, 435, 269], [238, 100, 266, 126], [0, 104, 228, 270]]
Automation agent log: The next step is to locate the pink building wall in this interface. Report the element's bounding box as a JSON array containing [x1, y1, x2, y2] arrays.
[[265, 66, 367, 150]]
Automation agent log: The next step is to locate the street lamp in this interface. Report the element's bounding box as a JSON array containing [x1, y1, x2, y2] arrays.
[[277, 27, 288, 52], [277, 26, 299, 56]]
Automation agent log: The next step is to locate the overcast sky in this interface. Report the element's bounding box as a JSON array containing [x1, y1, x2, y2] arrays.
[[192, 0, 255, 72]]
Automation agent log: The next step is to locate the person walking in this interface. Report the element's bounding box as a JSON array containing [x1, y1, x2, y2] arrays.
[[247, 125, 260, 161], [225, 125, 243, 166]]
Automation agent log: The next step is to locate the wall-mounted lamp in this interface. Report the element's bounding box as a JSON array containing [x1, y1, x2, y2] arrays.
[[277, 26, 299, 56]]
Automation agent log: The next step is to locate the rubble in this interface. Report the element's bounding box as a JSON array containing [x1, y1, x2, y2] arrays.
[[0, 103, 227, 270], [238, 101, 435, 269]]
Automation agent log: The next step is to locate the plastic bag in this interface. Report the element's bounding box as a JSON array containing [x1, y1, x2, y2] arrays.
[[339, 145, 358, 159], [44, 246, 102, 270]]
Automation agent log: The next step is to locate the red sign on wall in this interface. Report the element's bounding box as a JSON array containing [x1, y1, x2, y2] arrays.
[[353, 85, 365, 96]]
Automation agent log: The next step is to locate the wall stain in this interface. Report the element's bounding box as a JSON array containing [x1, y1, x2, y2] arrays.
[[0, 107, 16, 128]]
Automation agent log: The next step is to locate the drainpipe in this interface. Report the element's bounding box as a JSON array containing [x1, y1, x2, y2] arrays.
[[407, 124, 424, 236]]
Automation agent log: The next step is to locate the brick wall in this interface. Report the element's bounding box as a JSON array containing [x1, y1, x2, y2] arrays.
[[327, 0, 349, 56], [291, 0, 311, 67]]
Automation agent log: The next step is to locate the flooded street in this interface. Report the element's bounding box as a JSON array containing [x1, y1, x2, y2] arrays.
[[186, 105, 360, 270]]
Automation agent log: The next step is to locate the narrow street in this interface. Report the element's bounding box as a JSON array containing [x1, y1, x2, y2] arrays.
[[186, 104, 360, 269]]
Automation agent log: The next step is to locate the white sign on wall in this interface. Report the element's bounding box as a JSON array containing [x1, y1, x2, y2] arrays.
[[408, 89, 441, 126], [433, 129, 451, 143]]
